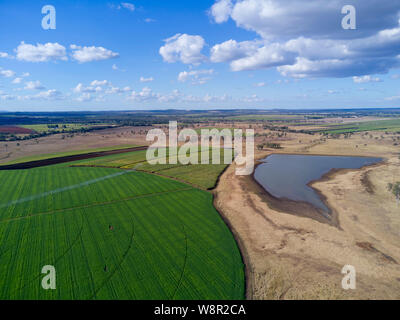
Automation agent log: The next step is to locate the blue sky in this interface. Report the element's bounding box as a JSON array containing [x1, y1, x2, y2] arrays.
[[0, 0, 400, 111]]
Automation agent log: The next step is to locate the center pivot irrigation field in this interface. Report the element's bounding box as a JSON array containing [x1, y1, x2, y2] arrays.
[[0, 161, 244, 299]]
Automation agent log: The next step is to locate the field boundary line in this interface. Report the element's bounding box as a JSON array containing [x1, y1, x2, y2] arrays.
[[136, 169, 208, 191]]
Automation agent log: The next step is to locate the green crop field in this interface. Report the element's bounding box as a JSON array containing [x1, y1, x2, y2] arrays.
[[154, 164, 228, 190], [0, 165, 244, 299], [75, 148, 233, 189], [318, 119, 400, 134]]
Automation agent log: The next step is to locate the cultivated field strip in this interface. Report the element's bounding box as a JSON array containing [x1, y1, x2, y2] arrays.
[[0, 166, 186, 220], [0, 166, 244, 299], [73, 148, 233, 189]]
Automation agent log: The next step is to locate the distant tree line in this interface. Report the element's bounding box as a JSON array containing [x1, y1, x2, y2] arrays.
[[257, 142, 282, 150], [0, 125, 117, 142]]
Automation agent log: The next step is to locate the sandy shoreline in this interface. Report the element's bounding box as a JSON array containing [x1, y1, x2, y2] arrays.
[[213, 148, 400, 299]]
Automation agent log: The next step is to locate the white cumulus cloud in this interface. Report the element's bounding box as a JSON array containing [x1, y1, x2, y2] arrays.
[[0, 52, 11, 59], [210, 0, 233, 23], [210, 39, 261, 63], [24, 81, 45, 90], [140, 76, 154, 83], [91, 80, 111, 86], [353, 75, 382, 83], [129, 87, 160, 102], [73, 83, 103, 93], [178, 69, 214, 84], [0, 69, 16, 78], [16, 42, 67, 62], [160, 34, 206, 64], [121, 3, 135, 11], [208, 0, 400, 78], [70, 45, 119, 63], [12, 78, 23, 84]]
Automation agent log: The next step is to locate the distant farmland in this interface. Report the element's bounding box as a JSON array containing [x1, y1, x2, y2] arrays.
[[0, 162, 244, 299], [0, 126, 36, 134], [318, 119, 400, 134]]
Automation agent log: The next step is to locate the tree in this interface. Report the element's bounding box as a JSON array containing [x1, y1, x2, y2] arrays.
[[388, 182, 400, 204]]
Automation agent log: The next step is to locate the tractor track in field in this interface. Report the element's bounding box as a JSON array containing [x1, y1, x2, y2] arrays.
[[9, 211, 85, 297], [0, 187, 194, 224], [171, 223, 188, 300], [88, 218, 136, 300]]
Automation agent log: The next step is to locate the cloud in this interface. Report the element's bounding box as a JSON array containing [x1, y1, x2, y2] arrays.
[[35, 89, 63, 100], [129, 87, 160, 102], [208, 0, 400, 78], [230, 43, 295, 71], [210, 0, 233, 23], [353, 75, 382, 83], [157, 89, 182, 103], [105, 86, 131, 94], [76, 93, 93, 102], [21, 72, 30, 77], [177, 69, 214, 84], [20, 89, 64, 101], [110, 2, 135, 12], [0, 94, 16, 101], [73, 83, 103, 93], [210, 39, 261, 63], [73, 80, 130, 97], [223, 0, 400, 40], [0, 69, 16, 78], [70, 45, 119, 63], [24, 81, 45, 90], [0, 52, 11, 59], [140, 76, 154, 83], [121, 87, 265, 106], [275, 79, 290, 84], [121, 3, 135, 11], [75, 93, 107, 102], [144, 18, 156, 23], [16, 42, 67, 62], [91, 80, 111, 86], [254, 82, 266, 87], [327, 90, 340, 94], [385, 95, 400, 101], [12, 78, 23, 84], [160, 34, 206, 64]]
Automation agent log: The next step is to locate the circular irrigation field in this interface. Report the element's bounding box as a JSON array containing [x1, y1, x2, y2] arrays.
[[0, 165, 244, 299]]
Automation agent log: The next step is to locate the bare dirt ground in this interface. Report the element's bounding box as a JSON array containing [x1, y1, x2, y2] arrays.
[[214, 131, 400, 300], [0, 126, 151, 164]]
